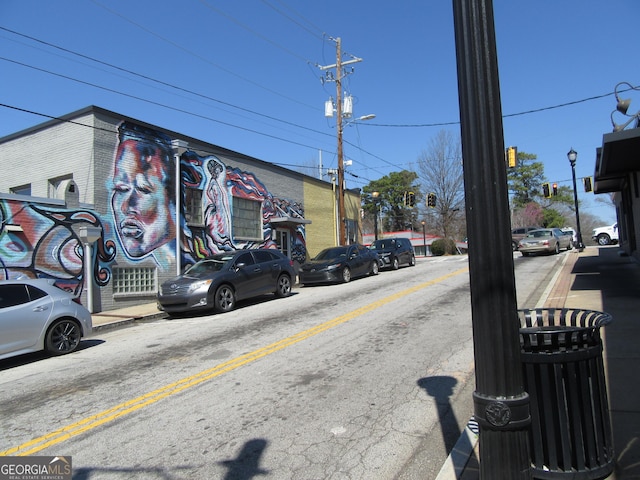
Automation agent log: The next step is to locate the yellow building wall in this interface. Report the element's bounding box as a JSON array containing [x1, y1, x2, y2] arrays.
[[303, 179, 362, 259]]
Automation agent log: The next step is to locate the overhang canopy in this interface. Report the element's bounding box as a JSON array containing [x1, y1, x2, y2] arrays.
[[594, 127, 640, 193], [270, 216, 311, 226]]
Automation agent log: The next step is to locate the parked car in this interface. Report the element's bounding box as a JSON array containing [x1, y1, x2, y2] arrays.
[[299, 244, 379, 285], [561, 227, 578, 244], [0, 278, 92, 360], [592, 223, 618, 245], [157, 249, 295, 314], [369, 237, 416, 270], [511, 226, 541, 251], [518, 228, 573, 256]]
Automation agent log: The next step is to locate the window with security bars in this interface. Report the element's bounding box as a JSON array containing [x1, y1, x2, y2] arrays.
[[112, 267, 157, 295], [232, 196, 262, 240], [185, 188, 204, 225]]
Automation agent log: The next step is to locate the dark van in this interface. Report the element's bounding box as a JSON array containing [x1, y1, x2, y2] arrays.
[[369, 237, 416, 270]]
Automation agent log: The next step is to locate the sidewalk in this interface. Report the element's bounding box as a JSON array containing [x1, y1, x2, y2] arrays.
[[439, 246, 640, 479], [90, 301, 166, 332]]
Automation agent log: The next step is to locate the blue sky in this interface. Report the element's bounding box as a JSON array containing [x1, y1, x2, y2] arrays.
[[1, 1, 638, 224]]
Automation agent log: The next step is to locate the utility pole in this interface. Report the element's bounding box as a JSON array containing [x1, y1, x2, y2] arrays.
[[336, 37, 345, 245], [319, 38, 362, 245]]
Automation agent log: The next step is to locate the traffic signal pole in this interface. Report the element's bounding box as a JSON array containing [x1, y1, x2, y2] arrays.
[[452, 0, 532, 478]]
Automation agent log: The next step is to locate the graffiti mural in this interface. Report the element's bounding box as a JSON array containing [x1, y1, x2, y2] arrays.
[[108, 122, 177, 266], [0, 200, 115, 294], [181, 150, 307, 266], [0, 120, 308, 299]]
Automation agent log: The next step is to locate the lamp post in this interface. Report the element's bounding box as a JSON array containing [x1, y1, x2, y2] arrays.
[[421, 221, 426, 257], [568, 148, 584, 250], [372, 191, 380, 241]]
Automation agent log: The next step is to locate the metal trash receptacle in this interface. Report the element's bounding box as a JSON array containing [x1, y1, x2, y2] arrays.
[[518, 308, 614, 480]]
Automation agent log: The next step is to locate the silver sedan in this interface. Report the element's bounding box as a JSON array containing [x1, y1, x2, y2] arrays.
[[518, 228, 573, 256], [0, 278, 92, 360]]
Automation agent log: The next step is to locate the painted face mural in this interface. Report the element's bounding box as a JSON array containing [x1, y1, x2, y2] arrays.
[[110, 122, 176, 259]]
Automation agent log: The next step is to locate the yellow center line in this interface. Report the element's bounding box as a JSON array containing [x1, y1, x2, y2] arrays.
[[2, 266, 468, 456]]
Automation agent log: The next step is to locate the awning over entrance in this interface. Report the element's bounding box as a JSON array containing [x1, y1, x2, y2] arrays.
[[270, 216, 312, 226], [595, 128, 640, 193]]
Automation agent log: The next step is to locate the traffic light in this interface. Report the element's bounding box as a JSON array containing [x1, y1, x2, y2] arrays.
[[427, 192, 436, 208], [542, 183, 551, 198], [583, 176, 593, 192], [506, 146, 518, 168], [404, 191, 415, 207], [552, 183, 558, 196]]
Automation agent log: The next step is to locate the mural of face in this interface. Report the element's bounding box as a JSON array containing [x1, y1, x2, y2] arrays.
[[111, 128, 176, 259]]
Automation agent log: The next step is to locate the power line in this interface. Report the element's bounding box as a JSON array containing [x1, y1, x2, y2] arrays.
[[89, 0, 318, 111]]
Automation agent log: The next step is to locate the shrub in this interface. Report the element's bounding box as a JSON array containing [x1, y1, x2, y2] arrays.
[[431, 238, 457, 256]]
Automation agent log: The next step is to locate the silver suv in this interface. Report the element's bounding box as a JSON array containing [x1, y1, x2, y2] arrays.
[[369, 237, 416, 270]]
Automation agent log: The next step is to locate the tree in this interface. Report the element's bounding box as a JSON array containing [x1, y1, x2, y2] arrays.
[[417, 130, 465, 239], [507, 151, 545, 208], [362, 170, 419, 232]]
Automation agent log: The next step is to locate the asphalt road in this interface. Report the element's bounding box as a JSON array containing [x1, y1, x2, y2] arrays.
[[0, 251, 564, 479]]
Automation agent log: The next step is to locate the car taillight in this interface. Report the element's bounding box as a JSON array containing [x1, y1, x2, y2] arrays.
[[289, 260, 294, 267], [72, 297, 83, 305]]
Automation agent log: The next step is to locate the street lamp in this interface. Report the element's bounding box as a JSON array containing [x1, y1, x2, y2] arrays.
[[372, 191, 380, 241], [421, 221, 426, 256], [568, 148, 584, 250]]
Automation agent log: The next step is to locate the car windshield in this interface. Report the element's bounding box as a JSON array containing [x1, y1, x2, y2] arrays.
[[370, 240, 394, 250], [185, 257, 231, 274], [314, 247, 348, 260], [527, 230, 552, 238]]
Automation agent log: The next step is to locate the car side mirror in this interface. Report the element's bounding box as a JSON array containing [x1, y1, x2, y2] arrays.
[[234, 262, 247, 270]]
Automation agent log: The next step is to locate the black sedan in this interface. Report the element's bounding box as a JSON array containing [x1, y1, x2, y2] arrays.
[[157, 249, 295, 314], [299, 244, 379, 285]]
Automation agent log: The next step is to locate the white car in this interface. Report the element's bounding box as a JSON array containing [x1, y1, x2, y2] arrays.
[[0, 278, 92, 360], [592, 223, 618, 246]]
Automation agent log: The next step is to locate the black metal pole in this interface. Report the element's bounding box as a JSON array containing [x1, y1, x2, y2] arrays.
[[422, 222, 426, 256], [374, 202, 379, 241], [452, 1, 532, 478], [568, 150, 584, 250]]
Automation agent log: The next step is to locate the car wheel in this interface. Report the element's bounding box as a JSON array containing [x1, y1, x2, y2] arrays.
[[392, 257, 400, 270], [370, 261, 379, 276], [275, 274, 292, 297], [512, 241, 518, 251], [45, 318, 82, 355], [597, 234, 611, 246], [409, 255, 416, 266], [214, 285, 235, 312], [341, 267, 351, 283], [521, 252, 529, 257]]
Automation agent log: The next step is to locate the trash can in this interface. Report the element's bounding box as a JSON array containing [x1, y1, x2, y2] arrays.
[[518, 308, 614, 480]]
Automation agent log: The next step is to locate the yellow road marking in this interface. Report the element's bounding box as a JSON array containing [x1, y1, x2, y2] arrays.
[[2, 266, 468, 456]]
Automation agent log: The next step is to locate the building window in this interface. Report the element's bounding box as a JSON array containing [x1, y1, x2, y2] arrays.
[[185, 188, 204, 225], [232, 197, 262, 240], [10, 184, 31, 196], [112, 267, 157, 295]]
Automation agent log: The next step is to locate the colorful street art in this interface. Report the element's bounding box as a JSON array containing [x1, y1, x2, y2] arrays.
[[0, 200, 115, 295], [108, 122, 177, 264], [180, 150, 307, 267], [0, 120, 307, 298]]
